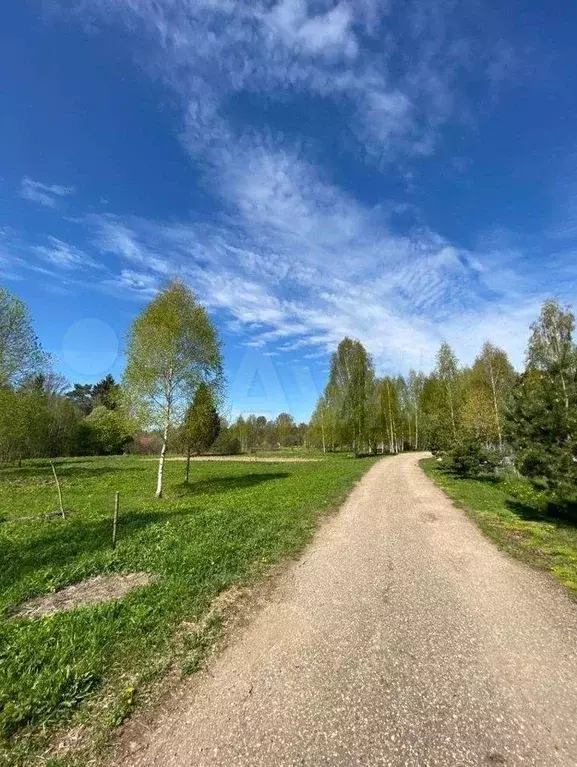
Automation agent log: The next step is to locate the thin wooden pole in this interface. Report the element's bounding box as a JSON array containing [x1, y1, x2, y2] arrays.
[[50, 461, 65, 519], [112, 492, 120, 549]]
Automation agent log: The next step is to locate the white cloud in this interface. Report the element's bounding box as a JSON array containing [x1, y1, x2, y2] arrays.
[[70, 0, 511, 167], [37, 0, 557, 377], [105, 268, 159, 298], [34, 236, 101, 270], [267, 0, 358, 58], [19, 177, 75, 208], [76, 148, 557, 374]]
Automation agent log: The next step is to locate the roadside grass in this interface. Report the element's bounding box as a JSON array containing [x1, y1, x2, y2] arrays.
[[0, 452, 378, 764], [421, 458, 577, 596]]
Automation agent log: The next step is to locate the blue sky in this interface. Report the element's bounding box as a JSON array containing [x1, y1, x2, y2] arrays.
[[2, 0, 577, 421]]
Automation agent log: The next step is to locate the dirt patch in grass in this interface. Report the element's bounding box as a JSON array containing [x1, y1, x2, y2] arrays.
[[14, 573, 155, 619]]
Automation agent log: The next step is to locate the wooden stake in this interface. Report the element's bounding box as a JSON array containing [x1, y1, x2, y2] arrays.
[[50, 461, 66, 519], [112, 492, 120, 549]]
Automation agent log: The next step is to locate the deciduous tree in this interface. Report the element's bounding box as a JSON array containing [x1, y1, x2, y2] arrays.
[[123, 280, 222, 498], [0, 287, 46, 387]]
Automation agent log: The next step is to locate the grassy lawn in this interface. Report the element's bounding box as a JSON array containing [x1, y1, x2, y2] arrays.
[[421, 458, 577, 596], [0, 452, 377, 764]]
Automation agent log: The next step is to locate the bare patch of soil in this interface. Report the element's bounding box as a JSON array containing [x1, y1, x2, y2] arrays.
[[14, 572, 155, 619]]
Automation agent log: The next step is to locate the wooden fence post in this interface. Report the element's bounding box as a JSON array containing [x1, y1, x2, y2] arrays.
[[112, 492, 120, 549], [50, 461, 66, 519]]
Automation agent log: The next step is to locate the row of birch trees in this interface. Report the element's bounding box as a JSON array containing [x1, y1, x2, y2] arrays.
[[307, 299, 577, 503]]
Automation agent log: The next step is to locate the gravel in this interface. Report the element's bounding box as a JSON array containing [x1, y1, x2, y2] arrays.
[[116, 453, 577, 766]]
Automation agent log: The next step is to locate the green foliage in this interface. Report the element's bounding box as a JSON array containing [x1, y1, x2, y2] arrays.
[[211, 431, 241, 455], [229, 414, 306, 452], [91, 375, 122, 411], [65, 383, 94, 416], [507, 300, 577, 506], [0, 453, 377, 760], [0, 288, 47, 388], [434, 342, 460, 442], [327, 337, 375, 454], [0, 388, 50, 462], [123, 280, 222, 496], [441, 436, 500, 478], [508, 369, 577, 505], [84, 407, 132, 455], [180, 384, 220, 456], [274, 413, 299, 448], [123, 281, 222, 429], [65, 376, 122, 416]]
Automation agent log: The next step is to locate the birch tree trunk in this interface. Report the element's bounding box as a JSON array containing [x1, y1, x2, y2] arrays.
[[156, 372, 173, 499], [156, 419, 169, 498], [386, 383, 396, 454], [488, 360, 503, 451]]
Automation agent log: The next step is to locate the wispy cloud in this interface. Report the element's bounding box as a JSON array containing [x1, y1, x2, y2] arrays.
[[34, 236, 101, 270], [19, 177, 75, 208], [28, 0, 565, 375], [69, 0, 511, 166], [73, 152, 558, 372]]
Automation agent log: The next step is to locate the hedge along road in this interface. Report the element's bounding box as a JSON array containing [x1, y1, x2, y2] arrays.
[[115, 453, 577, 767]]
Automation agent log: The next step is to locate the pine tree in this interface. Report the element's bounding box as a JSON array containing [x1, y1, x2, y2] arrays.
[[181, 383, 220, 482]]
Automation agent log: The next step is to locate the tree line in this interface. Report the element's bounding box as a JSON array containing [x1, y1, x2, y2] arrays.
[[3, 280, 576, 503], [307, 299, 577, 507], [0, 283, 306, 498]]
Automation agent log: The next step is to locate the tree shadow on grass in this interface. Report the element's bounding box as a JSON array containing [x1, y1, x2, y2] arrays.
[[0, 462, 148, 482], [440, 468, 501, 484], [506, 498, 577, 528], [175, 472, 290, 495], [0, 506, 202, 593]]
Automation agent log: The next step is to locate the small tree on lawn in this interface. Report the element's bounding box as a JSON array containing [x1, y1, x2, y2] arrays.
[[182, 383, 221, 483], [123, 280, 222, 498]]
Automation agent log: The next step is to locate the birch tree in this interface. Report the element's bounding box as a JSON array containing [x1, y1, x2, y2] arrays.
[[435, 342, 460, 442], [328, 338, 374, 454], [0, 287, 47, 387], [408, 370, 425, 450], [123, 281, 222, 498], [471, 341, 515, 450], [526, 299, 576, 414]]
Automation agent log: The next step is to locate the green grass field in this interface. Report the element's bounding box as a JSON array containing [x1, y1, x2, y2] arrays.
[[0, 453, 377, 764], [421, 458, 577, 596]]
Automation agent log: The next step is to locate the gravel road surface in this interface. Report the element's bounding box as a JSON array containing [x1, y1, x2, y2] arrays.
[[118, 453, 577, 767]]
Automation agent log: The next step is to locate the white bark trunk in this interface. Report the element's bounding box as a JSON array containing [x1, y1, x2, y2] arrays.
[[156, 421, 169, 498], [488, 360, 503, 451], [156, 370, 173, 499]]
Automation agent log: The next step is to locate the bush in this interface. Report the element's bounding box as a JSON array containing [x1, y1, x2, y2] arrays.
[[210, 432, 241, 455], [84, 406, 132, 455], [443, 436, 500, 478]]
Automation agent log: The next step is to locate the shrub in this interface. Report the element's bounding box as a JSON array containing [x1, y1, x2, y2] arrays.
[[211, 432, 241, 455], [443, 436, 500, 478], [84, 407, 132, 455]]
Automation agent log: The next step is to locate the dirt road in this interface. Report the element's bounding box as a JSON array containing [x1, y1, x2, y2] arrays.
[[118, 453, 577, 766]]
